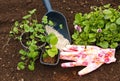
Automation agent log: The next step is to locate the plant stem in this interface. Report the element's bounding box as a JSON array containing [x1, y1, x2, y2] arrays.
[[2, 37, 11, 49]]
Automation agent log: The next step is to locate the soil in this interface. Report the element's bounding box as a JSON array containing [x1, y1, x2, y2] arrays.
[[42, 55, 57, 64], [0, 0, 120, 81]]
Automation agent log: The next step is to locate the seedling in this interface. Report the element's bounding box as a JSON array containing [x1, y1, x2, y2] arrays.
[[10, 9, 59, 70], [72, 4, 120, 48]]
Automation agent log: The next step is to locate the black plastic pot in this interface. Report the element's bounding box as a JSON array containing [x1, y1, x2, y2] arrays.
[[40, 49, 60, 66], [20, 32, 46, 49]]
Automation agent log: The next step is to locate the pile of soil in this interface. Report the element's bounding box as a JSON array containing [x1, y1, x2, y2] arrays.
[[0, 0, 120, 81]]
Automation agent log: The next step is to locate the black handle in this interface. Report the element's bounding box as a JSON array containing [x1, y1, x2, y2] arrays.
[[42, 0, 53, 12]]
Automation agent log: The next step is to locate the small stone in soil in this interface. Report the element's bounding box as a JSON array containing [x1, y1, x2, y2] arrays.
[[0, 58, 2, 60], [53, 71, 57, 75], [19, 78, 24, 81]]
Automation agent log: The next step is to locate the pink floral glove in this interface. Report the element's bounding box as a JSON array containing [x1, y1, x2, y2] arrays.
[[60, 45, 116, 76]]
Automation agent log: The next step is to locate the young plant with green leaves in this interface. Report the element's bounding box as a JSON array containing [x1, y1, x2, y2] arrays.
[[42, 33, 58, 58], [10, 9, 58, 70], [72, 4, 120, 49]]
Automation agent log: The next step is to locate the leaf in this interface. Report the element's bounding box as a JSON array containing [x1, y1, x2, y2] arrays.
[[103, 9, 112, 15], [84, 26, 89, 33], [24, 24, 30, 32], [89, 33, 96, 38], [29, 27, 34, 32], [74, 13, 82, 25], [20, 56, 26, 60], [17, 62, 25, 70], [39, 29, 45, 33], [104, 14, 112, 19], [118, 5, 120, 10], [97, 41, 109, 48], [110, 42, 118, 48], [28, 51, 38, 58], [97, 20, 104, 28], [23, 14, 31, 19], [46, 46, 58, 57], [109, 23, 117, 31], [42, 16, 48, 24], [116, 17, 120, 25], [59, 24, 63, 29], [110, 16, 116, 22], [48, 33, 58, 45], [14, 21, 19, 27], [88, 38, 96, 43], [36, 24, 43, 29], [72, 32, 79, 40], [19, 49, 27, 56], [42, 52, 48, 58], [28, 62, 35, 71], [103, 4, 111, 8], [103, 9, 113, 19], [48, 20, 54, 26], [28, 9, 36, 15], [105, 22, 111, 30], [13, 27, 18, 34]]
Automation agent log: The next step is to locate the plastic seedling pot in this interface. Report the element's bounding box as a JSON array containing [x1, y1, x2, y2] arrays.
[[20, 32, 46, 49], [40, 48, 60, 66]]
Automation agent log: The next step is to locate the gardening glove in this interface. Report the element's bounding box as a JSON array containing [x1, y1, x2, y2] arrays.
[[60, 45, 116, 76], [45, 25, 70, 50]]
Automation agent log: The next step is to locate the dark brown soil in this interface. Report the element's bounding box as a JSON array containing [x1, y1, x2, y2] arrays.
[[0, 0, 120, 81]]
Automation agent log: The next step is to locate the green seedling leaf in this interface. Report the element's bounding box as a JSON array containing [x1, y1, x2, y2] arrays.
[[45, 46, 50, 49], [105, 22, 111, 30], [28, 51, 38, 58], [28, 9, 36, 15], [20, 56, 26, 60], [39, 29, 45, 33], [43, 52, 48, 58], [103, 9, 113, 19], [110, 42, 118, 48], [110, 16, 116, 22], [103, 4, 110, 8], [97, 41, 109, 48], [97, 20, 104, 28], [36, 24, 43, 29], [109, 23, 117, 31], [28, 62, 35, 71], [20, 24, 24, 28], [118, 5, 120, 9], [23, 14, 31, 19], [104, 14, 112, 19], [9, 31, 14, 35], [24, 24, 30, 32], [59, 24, 63, 29], [74, 13, 83, 25], [17, 62, 25, 70], [48, 20, 54, 26], [13, 27, 18, 34], [19, 49, 27, 56], [89, 33, 96, 38], [84, 26, 89, 33], [42, 16, 48, 24], [46, 47, 58, 57], [116, 17, 120, 25], [48, 33, 58, 45], [14, 21, 19, 27], [88, 38, 96, 42], [103, 9, 112, 15]]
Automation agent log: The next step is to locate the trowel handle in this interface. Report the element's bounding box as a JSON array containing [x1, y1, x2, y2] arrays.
[[42, 0, 53, 12]]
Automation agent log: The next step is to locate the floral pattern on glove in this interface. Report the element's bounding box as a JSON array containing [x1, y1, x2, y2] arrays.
[[60, 45, 116, 76]]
